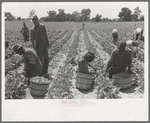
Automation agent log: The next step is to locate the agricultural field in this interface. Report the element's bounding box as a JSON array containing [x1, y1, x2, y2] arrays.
[[4, 20, 145, 99]]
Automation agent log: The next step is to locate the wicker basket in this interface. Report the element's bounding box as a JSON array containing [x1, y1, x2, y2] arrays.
[[30, 81, 50, 91], [29, 79, 50, 96], [76, 72, 95, 90], [113, 72, 132, 89], [29, 87, 48, 97]]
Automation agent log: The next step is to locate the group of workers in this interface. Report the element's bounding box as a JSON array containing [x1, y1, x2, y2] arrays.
[[7, 15, 144, 88], [77, 27, 144, 79], [9, 15, 50, 86]]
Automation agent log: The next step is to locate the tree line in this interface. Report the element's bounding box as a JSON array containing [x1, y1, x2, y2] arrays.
[[5, 7, 144, 22]]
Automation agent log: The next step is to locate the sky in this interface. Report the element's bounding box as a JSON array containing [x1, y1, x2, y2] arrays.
[[3, 2, 148, 19]]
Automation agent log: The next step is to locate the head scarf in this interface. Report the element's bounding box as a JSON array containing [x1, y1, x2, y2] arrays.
[[112, 29, 117, 33], [84, 52, 95, 62], [117, 41, 126, 52]]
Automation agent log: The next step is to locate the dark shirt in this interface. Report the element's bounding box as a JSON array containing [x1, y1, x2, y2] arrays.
[[31, 23, 49, 49], [77, 57, 89, 73], [23, 48, 42, 77], [106, 48, 132, 70]]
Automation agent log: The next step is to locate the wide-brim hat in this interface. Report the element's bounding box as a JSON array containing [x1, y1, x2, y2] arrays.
[[32, 15, 39, 22]]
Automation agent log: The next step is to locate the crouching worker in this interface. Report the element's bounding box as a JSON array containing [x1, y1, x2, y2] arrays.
[[77, 52, 97, 75], [105, 41, 133, 79], [12, 44, 43, 86]]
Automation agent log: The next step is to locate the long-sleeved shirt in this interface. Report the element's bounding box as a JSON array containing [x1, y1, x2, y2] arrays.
[[106, 48, 132, 72], [31, 23, 49, 50]]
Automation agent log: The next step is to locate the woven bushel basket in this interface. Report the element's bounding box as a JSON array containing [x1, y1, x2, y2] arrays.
[[76, 72, 95, 90], [30, 81, 49, 91], [29, 78, 50, 96], [29, 87, 48, 97], [112, 72, 132, 89]]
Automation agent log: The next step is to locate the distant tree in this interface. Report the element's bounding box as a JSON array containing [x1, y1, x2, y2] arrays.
[[139, 15, 144, 21], [17, 17, 21, 20], [95, 14, 102, 22], [5, 12, 15, 21], [81, 8, 91, 21], [56, 9, 66, 21], [47, 10, 57, 21], [118, 7, 132, 21], [131, 14, 138, 21], [29, 9, 36, 19], [72, 11, 80, 21], [134, 7, 142, 17]]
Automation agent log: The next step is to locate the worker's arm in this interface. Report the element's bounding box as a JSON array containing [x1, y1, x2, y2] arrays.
[[31, 29, 36, 51], [89, 64, 97, 71], [105, 50, 115, 73], [25, 51, 36, 78], [127, 51, 132, 73], [43, 25, 51, 48], [25, 63, 35, 78]]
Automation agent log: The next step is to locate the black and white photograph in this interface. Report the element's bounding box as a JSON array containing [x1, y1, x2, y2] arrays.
[[2, 2, 149, 121]]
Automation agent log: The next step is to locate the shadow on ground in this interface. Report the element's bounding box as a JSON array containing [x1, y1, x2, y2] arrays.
[[119, 84, 139, 94]]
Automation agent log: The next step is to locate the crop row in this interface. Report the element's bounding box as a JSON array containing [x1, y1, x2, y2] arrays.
[[49, 30, 68, 44], [5, 54, 23, 75], [89, 30, 115, 55], [48, 30, 73, 61], [48, 30, 79, 99]]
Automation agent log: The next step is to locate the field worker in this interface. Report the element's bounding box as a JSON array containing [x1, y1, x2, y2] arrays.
[[126, 40, 138, 58], [21, 22, 29, 42], [82, 23, 85, 30], [77, 52, 97, 75], [132, 28, 144, 41], [141, 31, 144, 42], [111, 29, 119, 45], [12, 44, 43, 86], [105, 41, 133, 79], [31, 15, 50, 77]]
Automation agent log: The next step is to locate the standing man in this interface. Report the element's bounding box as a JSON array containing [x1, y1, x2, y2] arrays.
[[21, 22, 29, 42], [31, 15, 50, 77], [82, 23, 85, 30], [111, 29, 119, 45]]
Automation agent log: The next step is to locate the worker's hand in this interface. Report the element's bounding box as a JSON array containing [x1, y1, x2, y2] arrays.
[[24, 77, 30, 85], [103, 71, 107, 77]]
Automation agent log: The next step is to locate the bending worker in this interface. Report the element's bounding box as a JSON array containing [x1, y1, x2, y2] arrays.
[[12, 44, 43, 86], [132, 28, 144, 41], [31, 15, 51, 77], [77, 52, 97, 75], [105, 41, 133, 79], [111, 29, 119, 45], [21, 22, 29, 42]]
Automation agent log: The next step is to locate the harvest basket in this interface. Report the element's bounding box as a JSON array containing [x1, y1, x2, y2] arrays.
[[30, 81, 50, 91], [76, 72, 95, 90], [29, 76, 50, 96], [112, 72, 132, 89], [29, 87, 48, 97]]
